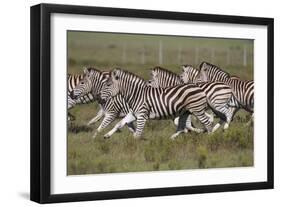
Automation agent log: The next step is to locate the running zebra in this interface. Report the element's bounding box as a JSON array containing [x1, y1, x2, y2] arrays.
[[198, 62, 254, 122], [67, 73, 95, 121], [100, 68, 214, 139], [150, 66, 236, 131], [70, 67, 136, 138]]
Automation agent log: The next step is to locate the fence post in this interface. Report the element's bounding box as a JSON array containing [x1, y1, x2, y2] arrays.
[[211, 48, 215, 63], [141, 46, 145, 65], [178, 45, 182, 64], [226, 48, 230, 66], [158, 40, 163, 65], [195, 47, 199, 65], [122, 42, 127, 64], [243, 45, 247, 67]]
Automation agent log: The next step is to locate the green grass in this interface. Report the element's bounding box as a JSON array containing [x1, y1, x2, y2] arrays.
[[67, 31, 254, 175]]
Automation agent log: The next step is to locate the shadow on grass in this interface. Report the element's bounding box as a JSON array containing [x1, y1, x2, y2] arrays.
[[68, 122, 93, 133]]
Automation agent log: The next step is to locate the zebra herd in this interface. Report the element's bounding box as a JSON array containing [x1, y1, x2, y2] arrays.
[[68, 62, 254, 139]]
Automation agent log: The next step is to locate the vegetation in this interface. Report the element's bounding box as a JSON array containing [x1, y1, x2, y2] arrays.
[[67, 31, 254, 175]]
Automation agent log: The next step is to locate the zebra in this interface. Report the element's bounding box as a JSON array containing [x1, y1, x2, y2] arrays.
[[68, 72, 110, 125], [150, 66, 236, 131], [147, 68, 208, 133], [100, 68, 214, 139], [70, 67, 136, 138], [198, 62, 254, 123], [67, 73, 95, 121]]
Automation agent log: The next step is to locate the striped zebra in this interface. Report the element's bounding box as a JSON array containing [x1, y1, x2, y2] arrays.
[[100, 68, 214, 139], [150, 66, 236, 131], [67, 73, 94, 121], [70, 67, 136, 138], [147, 68, 207, 133], [198, 62, 254, 123]]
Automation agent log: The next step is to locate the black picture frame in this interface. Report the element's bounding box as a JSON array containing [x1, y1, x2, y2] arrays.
[[30, 3, 274, 204]]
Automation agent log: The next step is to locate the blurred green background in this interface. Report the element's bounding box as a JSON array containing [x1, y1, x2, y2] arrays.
[[67, 31, 254, 175]]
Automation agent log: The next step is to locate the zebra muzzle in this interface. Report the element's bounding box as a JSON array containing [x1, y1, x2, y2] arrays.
[[69, 91, 77, 99]]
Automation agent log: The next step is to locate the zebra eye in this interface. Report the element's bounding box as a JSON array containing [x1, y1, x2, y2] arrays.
[[115, 76, 119, 80], [81, 81, 84, 84]]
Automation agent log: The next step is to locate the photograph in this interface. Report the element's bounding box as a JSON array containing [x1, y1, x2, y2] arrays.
[[67, 31, 254, 175]]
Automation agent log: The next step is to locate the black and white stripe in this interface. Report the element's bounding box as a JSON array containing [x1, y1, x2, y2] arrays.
[[150, 66, 236, 131], [101, 68, 214, 139], [198, 62, 254, 117]]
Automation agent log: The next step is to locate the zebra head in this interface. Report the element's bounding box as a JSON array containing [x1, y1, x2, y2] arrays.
[[199, 62, 230, 82], [148, 66, 182, 88], [100, 69, 122, 100], [146, 79, 157, 88], [198, 62, 211, 82], [70, 67, 108, 100], [147, 68, 161, 88], [180, 65, 199, 84]]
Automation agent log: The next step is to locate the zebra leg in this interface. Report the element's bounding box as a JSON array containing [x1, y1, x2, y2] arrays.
[[170, 113, 189, 140], [210, 107, 227, 132], [92, 112, 118, 139], [133, 115, 147, 139], [87, 107, 104, 126], [174, 116, 203, 133], [222, 106, 237, 129], [192, 111, 213, 133], [205, 112, 214, 123], [104, 113, 136, 138], [126, 122, 136, 133]]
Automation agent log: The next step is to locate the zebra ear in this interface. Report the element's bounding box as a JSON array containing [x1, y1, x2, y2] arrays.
[[111, 69, 119, 81], [83, 67, 89, 75], [151, 70, 158, 78], [199, 62, 206, 70]]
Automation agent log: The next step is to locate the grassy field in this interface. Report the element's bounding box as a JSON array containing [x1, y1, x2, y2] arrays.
[[67, 31, 254, 175]]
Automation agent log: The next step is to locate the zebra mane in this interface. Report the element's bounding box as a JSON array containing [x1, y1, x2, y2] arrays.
[[152, 66, 179, 78], [84, 66, 101, 73], [182, 64, 194, 68], [199, 61, 231, 78], [113, 68, 145, 82]]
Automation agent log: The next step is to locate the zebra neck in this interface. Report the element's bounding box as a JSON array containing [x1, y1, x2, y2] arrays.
[[120, 81, 146, 111]]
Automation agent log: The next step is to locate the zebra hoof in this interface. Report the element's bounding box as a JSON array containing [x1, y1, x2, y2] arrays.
[[194, 128, 204, 133], [170, 133, 180, 140], [212, 123, 221, 132], [173, 117, 179, 126], [103, 133, 111, 139], [223, 123, 229, 130]]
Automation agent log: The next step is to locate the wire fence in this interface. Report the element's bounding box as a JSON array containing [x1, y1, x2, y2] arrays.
[[82, 40, 254, 69]]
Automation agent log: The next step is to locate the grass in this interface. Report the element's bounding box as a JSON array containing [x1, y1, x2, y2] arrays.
[[67, 31, 254, 175]]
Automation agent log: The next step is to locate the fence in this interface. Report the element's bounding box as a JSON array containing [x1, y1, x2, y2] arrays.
[[118, 41, 253, 68]]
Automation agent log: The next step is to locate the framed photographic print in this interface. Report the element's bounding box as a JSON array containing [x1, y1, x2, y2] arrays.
[[30, 3, 274, 203]]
